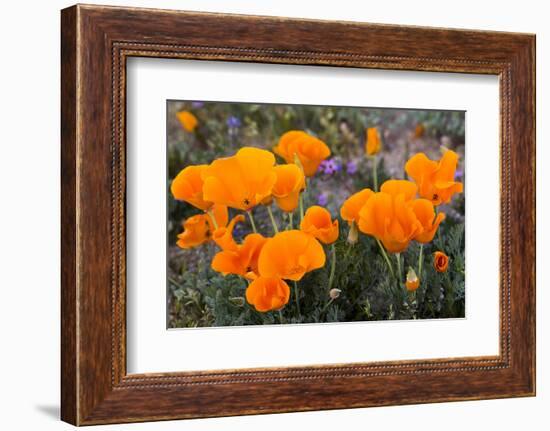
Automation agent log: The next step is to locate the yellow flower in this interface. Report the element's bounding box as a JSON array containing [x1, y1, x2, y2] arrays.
[[171, 164, 212, 211], [245, 277, 290, 312], [176, 110, 198, 132], [300, 206, 339, 244], [258, 230, 325, 281], [272, 164, 305, 212], [202, 147, 277, 211], [175, 204, 228, 249], [365, 127, 382, 156], [274, 131, 331, 176], [405, 150, 463, 205]]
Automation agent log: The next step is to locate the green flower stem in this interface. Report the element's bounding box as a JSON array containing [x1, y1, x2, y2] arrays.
[[266, 205, 279, 234], [371, 155, 379, 191], [293, 280, 301, 319], [418, 243, 424, 279], [327, 244, 337, 292], [396, 253, 403, 284], [299, 194, 305, 222], [376, 238, 394, 277], [246, 210, 257, 233], [206, 209, 219, 230], [278, 309, 285, 324], [288, 212, 293, 230], [321, 298, 335, 315]]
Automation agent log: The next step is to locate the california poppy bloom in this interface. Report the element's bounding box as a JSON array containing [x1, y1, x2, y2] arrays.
[[405, 267, 420, 292], [410, 199, 446, 243], [340, 188, 374, 225], [212, 214, 246, 251], [176, 110, 198, 132], [300, 206, 339, 244], [357, 180, 423, 253], [211, 232, 268, 280], [171, 164, 212, 211], [365, 127, 382, 156], [245, 276, 290, 312], [258, 230, 325, 281], [202, 147, 277, 211], [414, 123, 425, 138], [433, 251, 449, 272], [405, 150, 464, 205], [274, 131, 331, 176], [176, 204, 228, 249], [271, 164, 305, 212]]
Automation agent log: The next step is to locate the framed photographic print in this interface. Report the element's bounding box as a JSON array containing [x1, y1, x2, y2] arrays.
[[61, 4, 536, 425]]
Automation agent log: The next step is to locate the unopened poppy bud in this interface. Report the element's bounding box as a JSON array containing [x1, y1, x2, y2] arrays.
[[347, 221, 359, 244], [405, 267, 420, 292], [329, 288, 342, 299], [433, 251, 449, 273], [228, 297, 245, 307]]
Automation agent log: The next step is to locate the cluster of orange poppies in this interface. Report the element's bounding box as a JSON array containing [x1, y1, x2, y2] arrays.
[[172, 117, 463, 313], [171, 131, 337, 312], [340, 145, 462, 291]]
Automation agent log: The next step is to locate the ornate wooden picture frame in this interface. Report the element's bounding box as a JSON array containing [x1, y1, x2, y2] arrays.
[[61, 4, 535, 425]]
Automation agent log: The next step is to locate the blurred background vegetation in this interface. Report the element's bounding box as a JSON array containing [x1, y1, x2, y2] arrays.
[[167, 100, 465, 328]]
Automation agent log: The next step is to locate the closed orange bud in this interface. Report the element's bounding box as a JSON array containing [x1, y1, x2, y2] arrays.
[[202, 147, 277, 211], [171, 164, 212, 211], [258, 230, 325, 281], [300, 205, 339, 244], [176, 110, 198, 132], [245, 276, 290, 312], [405, 150, 463, 205], [274, 131, 331, 177], [433, 251, 449, 272], [365, 127, 382, 156], [406, 267, 420, 292], [272, 164, 305, 212]]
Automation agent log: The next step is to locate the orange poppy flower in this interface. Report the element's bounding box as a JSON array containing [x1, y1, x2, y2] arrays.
[[365, 127, 382, 156], [211, 233, 267, 280], [171, 164, 212, 211], [176, 110, 198, 132], [410, 199, 446, 243], [271, 164, 305, 212], [357, 181, 423, 253], [340, 188, 374, 225], [414, 123, 425, 138], [212, 214, 246, 251], [433, 251, 449, 272], [405, 150, 464, 205], [300, 206, 339, 244], [274, 131, 331, 176], [258, 230, 325, 281], [176, 204, 228, 249], [202, 147, 277, 211], [405, 267, 420, 292], [245, 276, 290, 312]]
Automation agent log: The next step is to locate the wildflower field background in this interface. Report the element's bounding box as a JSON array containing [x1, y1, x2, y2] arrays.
[[167, 100, 465, 328]]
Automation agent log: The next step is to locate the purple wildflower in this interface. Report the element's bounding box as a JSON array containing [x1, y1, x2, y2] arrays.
[[455, 168, 464, 180], [191, 101, 204, 108], [226, 116, 242, 129], [318, 158, 339, 175], [346, 160, 358, 175], [317, 193, 329, 206]]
